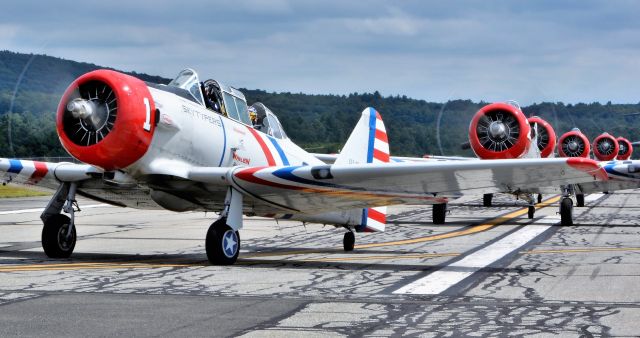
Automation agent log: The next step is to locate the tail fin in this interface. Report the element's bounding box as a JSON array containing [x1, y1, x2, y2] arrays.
[[336, 107, 389, 232], [335, 107, 390, 165]]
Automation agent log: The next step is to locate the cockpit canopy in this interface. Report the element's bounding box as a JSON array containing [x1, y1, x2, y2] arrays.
[[251, 102, 287, 139], [167, 68, 287, 139]]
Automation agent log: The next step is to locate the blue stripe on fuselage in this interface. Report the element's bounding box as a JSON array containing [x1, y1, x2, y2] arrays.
[[8, 159, 23, 174], [217, 114, 227, 167], [267, 136, 290, 165]]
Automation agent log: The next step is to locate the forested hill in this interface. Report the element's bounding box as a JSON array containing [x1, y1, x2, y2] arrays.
[[0, 50, 639, 158]]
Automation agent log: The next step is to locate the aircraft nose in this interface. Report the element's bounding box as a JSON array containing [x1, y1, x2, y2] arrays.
[[568, 141, 579, 152], [488, 121, 506, 139]]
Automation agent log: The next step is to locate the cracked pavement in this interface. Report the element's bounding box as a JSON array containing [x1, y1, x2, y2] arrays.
[[1, 191, 640, 337]]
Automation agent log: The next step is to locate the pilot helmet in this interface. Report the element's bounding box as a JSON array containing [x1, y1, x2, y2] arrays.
[[248, 106, 257, 120]]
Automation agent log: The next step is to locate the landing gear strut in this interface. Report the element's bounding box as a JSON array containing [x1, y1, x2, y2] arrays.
[[527, 205, 535, 219], [41, 182, 79, 258], [343, 230, 355, 252], [483, 193, 493, 207], [433, 203, 447, 225], [206, 218, 240, 265]]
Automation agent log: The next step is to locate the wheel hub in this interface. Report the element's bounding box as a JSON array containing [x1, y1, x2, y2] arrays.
[[222, 230, 238, 258]]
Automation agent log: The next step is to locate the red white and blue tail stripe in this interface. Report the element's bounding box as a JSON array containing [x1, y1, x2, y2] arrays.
[[332, 107, 389, 232]]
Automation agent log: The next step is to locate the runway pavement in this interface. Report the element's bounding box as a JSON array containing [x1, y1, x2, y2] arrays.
[[1, 191, 640, 337]]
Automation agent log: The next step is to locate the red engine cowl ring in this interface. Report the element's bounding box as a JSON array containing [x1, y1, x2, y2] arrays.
[[592, 133, 619, 161], [616, 137, 633, 160], [468, 102, 531, 159], [56, 69, 156, 171], [558, 129, 590, 158], [528, 116, 556, 158]]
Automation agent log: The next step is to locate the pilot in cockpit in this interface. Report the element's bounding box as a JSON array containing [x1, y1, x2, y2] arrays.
[[248, 106, 258, 126], [203, 82, 221, 114]]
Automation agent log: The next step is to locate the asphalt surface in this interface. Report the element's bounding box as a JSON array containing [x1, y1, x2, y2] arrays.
[[1, 191, 640, 337]]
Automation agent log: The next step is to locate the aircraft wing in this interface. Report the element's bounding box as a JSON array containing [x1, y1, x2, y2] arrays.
[[574, 160, 640, 194], [313, 153, 472, 164], [191, 157, 607, 213], [0, 158, 100, 189]]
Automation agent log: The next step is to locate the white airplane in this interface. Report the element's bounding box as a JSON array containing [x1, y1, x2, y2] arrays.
[[317, 101, 559, 221], [0, 68, 610, 264]]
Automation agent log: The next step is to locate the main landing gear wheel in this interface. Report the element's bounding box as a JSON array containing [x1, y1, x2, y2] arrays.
[[560, 197, 574, 226], [42, 214, 76, 258], [527, 206, 535, 219], [537, 194, 543, 204], [206, 218, 240, 265], [483, 194, 493, 207], [576, 194, 585, 207], [433, 203, 447, 225], [343, 231, 355, 252]]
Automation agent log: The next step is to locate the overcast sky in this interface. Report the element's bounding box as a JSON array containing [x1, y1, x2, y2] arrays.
[[2, 0, 639, 104]]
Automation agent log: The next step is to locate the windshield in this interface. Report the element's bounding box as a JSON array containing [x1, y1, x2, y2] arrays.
[[168, 69, 204, 105], [223, 92, 251, 125]]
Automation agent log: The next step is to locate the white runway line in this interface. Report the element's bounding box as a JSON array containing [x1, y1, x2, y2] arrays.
[[0, 204, 109, 215], [584, 193, 605, 203], [394, 221, 555, 295]]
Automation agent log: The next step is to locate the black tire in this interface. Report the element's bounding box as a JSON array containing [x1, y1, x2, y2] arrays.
[[537, 194, 543, 204], [206, 219, 240, 265], [41, 214, 76, 258], [343, 231, 355, 252], [576, 194, 585, 207], [433, 203, 446, 225], [560, 198, 573, 226], [527, 206, 535, 219], [483, 194, 493, 207]]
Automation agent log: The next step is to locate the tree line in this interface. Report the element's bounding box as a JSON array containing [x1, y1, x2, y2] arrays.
[[1, 50, 639, 158]]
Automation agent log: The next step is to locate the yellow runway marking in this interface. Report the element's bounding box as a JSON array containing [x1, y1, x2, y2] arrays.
[[0, 261, 198, 272], [299, 252, 460, 262], [0, 196, 560, 272], [356, 196, 561, 249]]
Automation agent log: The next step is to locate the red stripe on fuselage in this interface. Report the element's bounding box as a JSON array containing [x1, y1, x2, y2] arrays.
[[247, 127, 276, 166], [367, 208, 386, 224]]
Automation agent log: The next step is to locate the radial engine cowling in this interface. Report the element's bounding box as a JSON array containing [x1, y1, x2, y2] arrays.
[[592, 133, 619, 161], [616, 137, 633, 160], [558, 128, 590, 158], [468, 103, 531, 159], [57, 70, 157, 171], [528, 116, 556, 158]]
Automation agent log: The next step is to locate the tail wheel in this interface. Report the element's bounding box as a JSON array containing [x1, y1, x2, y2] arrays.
[[433, 203, 447, 225], [206, 219, 240, 265], [42, 214, 76, 258], [343, 231, 355, 252], [483, 194, 493, 207]]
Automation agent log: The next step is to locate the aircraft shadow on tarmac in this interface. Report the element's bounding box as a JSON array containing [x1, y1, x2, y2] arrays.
[[0, 248, 545, 273]]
